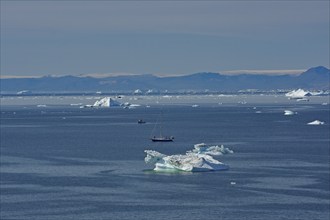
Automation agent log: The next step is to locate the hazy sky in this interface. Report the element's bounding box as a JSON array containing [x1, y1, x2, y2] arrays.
[[1, 1, 329, 77]]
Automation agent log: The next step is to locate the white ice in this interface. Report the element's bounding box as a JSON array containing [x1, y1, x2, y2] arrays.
[[187, 143, 234, 156], [134, 89, 142, 94], [144, 143, 233, 172], [307, 120, 325, 125], [284, 110, 295, 115], [285, 89, 311, 99], [93, 97, 121, 107]]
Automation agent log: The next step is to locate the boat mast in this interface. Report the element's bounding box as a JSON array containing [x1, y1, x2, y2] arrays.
[[159, 110, 163, 137]]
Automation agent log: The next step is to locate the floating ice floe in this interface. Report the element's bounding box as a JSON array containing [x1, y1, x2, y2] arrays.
[[144, 143, 233, 172], [309, 91, 326, 96], [296, 98, 309, 102], [307, 120, 325, 125], [163, 95, 172, 98], [17, 90, 31, 95], [284, 110, 296, 115], [187, 143, 234, 156], [238, 101, 247, 104], [122, 102, 141, 109]]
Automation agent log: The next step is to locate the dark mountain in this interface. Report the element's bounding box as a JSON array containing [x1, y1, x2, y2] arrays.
[[294, 66, 330, 89], [1, 66, 329, 93]]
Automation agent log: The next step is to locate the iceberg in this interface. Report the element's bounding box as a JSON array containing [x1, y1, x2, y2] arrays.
[[284, 110, 295, 115], [93, 97, 121, 107], [307, 120, 325, 125], [187, 143, 234, 156], [17, 90, 31, 95], [134, 89, 142, 94], [122, 102, 141, 109], [145, 143, 233, 172], [296, 98, 309, 102], [309, 91, 325, 96], [285, 89, 311, 99]]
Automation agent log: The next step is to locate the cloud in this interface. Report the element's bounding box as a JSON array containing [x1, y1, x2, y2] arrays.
[[0, 75, 42, 79]]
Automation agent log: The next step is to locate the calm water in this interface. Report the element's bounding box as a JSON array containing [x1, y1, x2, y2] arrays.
[[1, 96, 329, 220]]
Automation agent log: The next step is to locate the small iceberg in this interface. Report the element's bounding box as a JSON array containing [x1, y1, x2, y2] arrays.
[[144, 143, 233, 172], [134, 89, 143, 95], [284, 110, 295, 115], [17, 90, 31, 95], [296, 98, 309, 102], [122, 102, 141, 109], [307, 120, 325, 125], [187, 143, 234, 156]]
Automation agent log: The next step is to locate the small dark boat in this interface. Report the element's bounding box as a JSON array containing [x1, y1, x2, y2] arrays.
[[138, 119, 146, 124], [151, 136, 174, 142]]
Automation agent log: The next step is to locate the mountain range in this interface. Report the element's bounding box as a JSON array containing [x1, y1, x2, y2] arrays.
[[1, 66, 329, 94]]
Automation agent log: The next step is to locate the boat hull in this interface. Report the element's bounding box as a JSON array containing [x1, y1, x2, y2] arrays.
[[151, 137, 174, 142]]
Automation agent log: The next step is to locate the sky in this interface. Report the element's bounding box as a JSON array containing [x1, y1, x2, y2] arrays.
[[1, 1, 329, 78]]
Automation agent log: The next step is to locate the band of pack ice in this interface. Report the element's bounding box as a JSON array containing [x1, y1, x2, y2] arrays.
[[144, 143, 233, 172]]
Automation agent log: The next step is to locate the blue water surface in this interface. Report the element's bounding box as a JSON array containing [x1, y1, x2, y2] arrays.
[[1, 99, 329, 220]]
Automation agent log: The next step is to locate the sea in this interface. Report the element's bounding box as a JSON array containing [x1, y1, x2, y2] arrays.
[[1, 94, 329, 220]]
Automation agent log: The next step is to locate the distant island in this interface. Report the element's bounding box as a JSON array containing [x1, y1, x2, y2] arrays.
[[1, 66, 329, 94]]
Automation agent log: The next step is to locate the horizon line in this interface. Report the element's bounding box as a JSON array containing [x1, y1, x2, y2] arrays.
[[0, 67, 327, 79]]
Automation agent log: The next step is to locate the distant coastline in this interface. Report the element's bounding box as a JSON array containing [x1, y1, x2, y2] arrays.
[[1, 66, 329, 93]]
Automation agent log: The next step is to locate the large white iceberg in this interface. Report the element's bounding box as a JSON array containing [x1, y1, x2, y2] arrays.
[[145, 143, 233, 172], [93, 97, 121, 107], [285, 89, 311, 99]]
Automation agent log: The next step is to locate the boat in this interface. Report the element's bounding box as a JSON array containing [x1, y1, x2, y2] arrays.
[[150, 110, 174, 142], [151, 136, 174, 142], [138, 119, 146, 124]]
